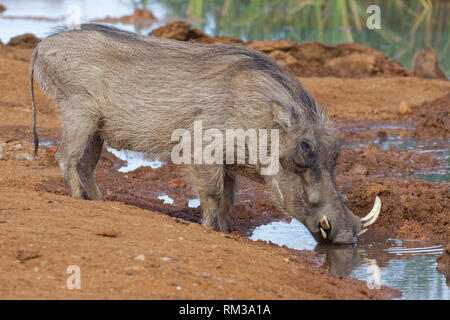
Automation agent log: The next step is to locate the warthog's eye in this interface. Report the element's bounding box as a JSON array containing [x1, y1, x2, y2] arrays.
[[301, 141, 311, 153], [293, 140, 314, 173]]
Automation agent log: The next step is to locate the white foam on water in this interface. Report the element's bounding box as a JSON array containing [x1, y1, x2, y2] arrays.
[[188, 199, 201, 208], [157, 194, 174, 205], [107, 147, 165, 172]]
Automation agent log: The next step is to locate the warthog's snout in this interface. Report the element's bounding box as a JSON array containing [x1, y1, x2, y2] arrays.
[[309, 196, 381, 244]]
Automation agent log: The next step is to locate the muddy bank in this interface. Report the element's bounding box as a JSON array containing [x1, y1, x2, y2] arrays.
[[411, 93, 450, 139], [20, 139, 445, 243], [0, 153, 400, 299], [151, 20, 411, 78]]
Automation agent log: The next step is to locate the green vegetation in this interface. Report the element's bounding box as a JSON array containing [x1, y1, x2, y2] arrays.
[[135, 0, 449, 75]]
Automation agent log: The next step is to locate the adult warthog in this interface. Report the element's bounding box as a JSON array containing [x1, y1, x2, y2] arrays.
[[30, 24, 380, 244]]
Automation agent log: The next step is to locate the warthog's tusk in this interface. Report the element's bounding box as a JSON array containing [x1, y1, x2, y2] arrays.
[[320, 227, 327, 239], [361, 196, 381, 228], [357, 228, 368, 236], [320, 215, 331, 231]]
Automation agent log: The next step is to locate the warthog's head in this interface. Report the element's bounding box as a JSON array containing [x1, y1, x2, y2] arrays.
[[265, 102, 380, 244]]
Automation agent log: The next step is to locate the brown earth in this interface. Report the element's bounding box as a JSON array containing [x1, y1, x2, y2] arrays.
[[151, 20, 411, 78], [0, 28, 449, 298], [150, 20, 244, 45], [7, 33, 40, 49], [0, 142, 398, 299], [93, 9, 156, 30], [411, 93, 450, 139]]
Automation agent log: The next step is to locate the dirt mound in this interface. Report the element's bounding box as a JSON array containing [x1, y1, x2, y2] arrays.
[[414, 48, 446, 80], [150, 20, 209, 41], [265, 41, 409, 78], [412, 93, 450, 139], [150, 20, 243, 45], [150, 20, 409, 78], [336, 176, 449, 241], [7, 33, 40, 49], [93, 8, 156, 28]]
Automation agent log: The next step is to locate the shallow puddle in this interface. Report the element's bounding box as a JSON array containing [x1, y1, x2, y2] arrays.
[[338, 122, 449, 183], [106, 147, 165, 172], [250, 220, 448, 300]]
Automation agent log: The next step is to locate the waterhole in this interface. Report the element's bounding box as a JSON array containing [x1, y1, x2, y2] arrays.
[[250, 219, 448, 300]]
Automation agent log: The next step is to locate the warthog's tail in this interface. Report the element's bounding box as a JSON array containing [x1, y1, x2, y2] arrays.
[[30, 48, 39, 155]]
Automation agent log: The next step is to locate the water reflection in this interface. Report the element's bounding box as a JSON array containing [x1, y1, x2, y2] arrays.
[[251, 220, 449, 299]]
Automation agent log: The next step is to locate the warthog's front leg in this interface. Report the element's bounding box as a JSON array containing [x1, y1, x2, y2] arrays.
[[190, 166, 235, 232], [76, 132, 105, 201]]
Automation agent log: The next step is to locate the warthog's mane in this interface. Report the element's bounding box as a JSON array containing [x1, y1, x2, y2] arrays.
[[49, 23, 327, 128]]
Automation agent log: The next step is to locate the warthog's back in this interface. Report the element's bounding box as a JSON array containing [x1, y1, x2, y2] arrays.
[[32, 24, 321, 156]]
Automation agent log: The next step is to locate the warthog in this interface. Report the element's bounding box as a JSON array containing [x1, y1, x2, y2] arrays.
[[30, 24, 380, 244]]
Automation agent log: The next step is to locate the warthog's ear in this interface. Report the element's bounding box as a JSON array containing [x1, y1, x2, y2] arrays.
[[272, 101, 292, 132]]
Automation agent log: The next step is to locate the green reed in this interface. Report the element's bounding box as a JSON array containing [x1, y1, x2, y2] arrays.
[[138, 0, 449, 75]]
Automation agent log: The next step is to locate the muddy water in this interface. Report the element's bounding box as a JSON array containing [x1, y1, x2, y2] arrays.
[[337, 122, 450, 183], [251, 220, 448, 300]]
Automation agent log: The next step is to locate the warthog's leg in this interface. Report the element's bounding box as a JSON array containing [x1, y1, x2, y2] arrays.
[[76, 132, 105, 201], [190, 165, 235, 232], [217, 171, 235, 231], [55, 133, 86, 199], [55, 104, 100, 200]]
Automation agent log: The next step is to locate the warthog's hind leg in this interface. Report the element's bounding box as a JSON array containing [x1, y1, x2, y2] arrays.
[[218, 170, 235, 231], [55, 133, 86, 199], [55, 105, 103, 200]]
